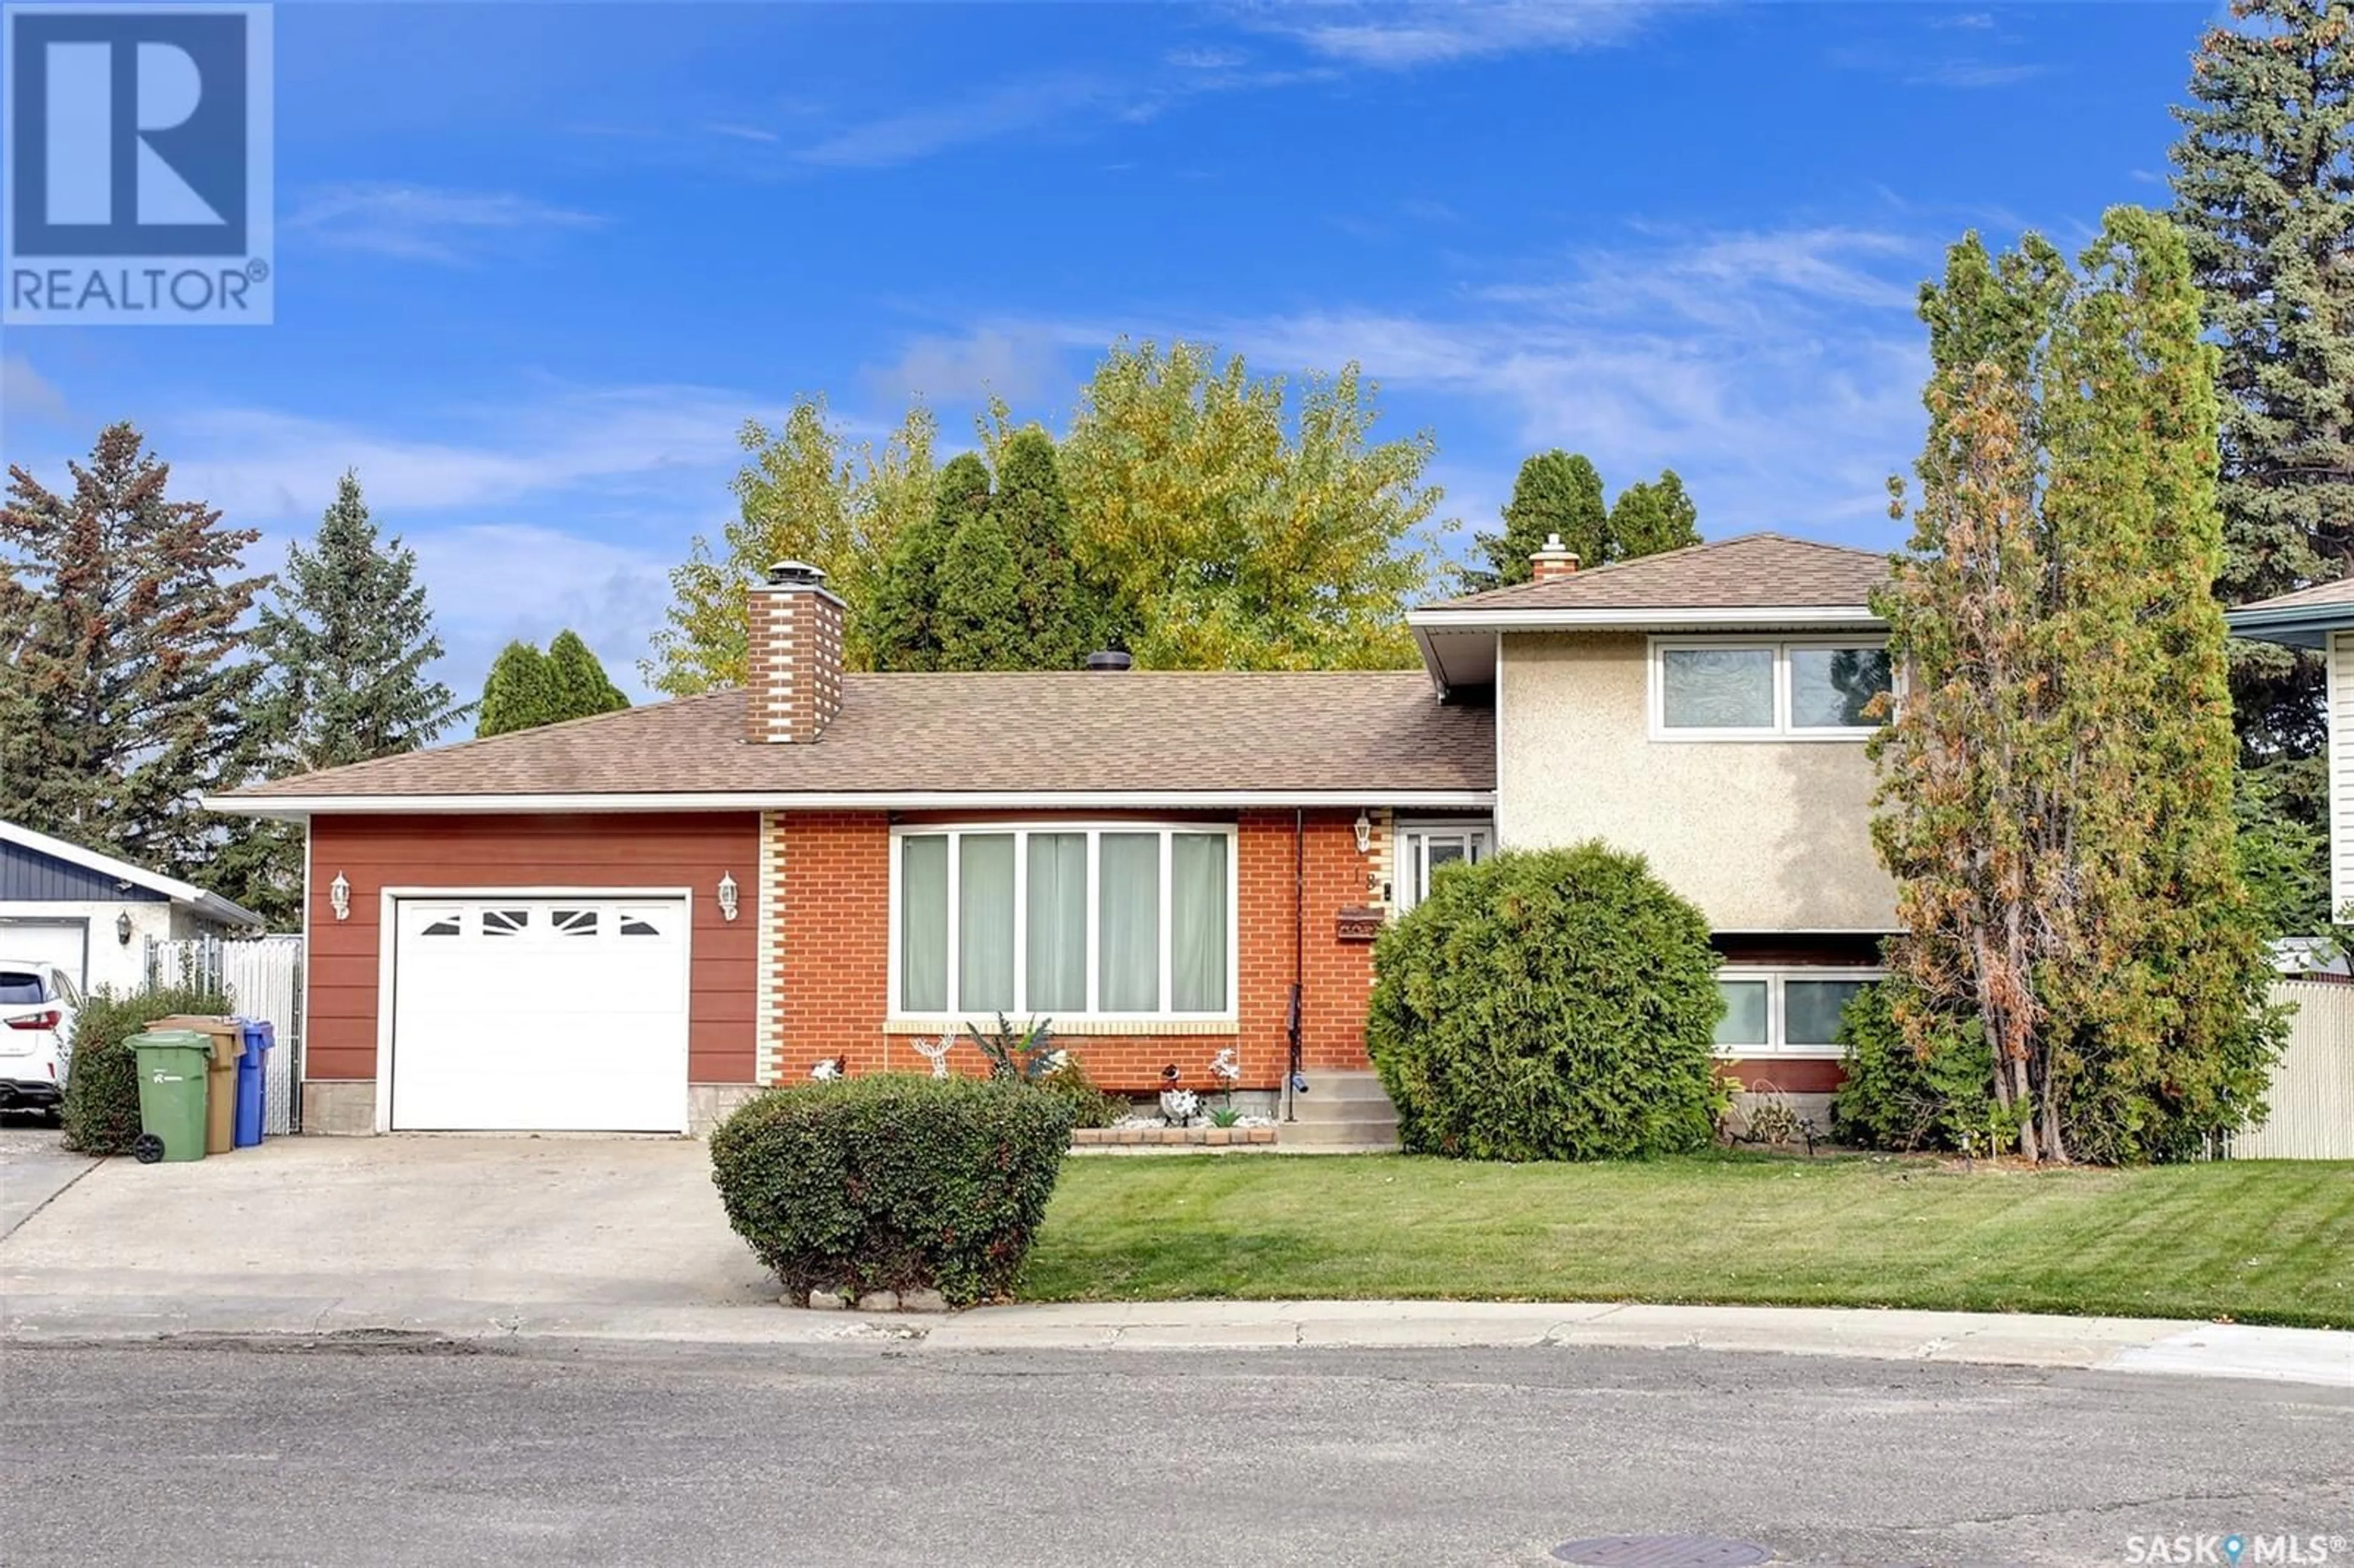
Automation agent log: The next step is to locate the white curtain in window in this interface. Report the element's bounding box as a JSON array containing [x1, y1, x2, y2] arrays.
[[1099, 832, 1160, 1012], [1026, 833, 1087, 1012], [1170, 832, 1228, 1012], [901, 835, 948, 1011], [959, 834, 1015, 1012]]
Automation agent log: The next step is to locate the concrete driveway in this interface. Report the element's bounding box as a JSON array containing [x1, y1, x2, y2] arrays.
[[0, 1134, 772, 1315], [0, 1121, 99, 1241]]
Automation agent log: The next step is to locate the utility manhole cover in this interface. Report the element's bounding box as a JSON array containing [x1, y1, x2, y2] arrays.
[[1551, 1537, 1774, 1568]]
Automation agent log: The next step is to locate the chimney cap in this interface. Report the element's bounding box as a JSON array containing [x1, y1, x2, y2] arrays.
[[1084, 649, 1133, 672], [764, 560, 828, 588], [1530, 533, 1580, 577]]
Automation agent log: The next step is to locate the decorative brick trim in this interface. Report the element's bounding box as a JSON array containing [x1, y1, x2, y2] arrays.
[[755, 810, 786, 1084], [1072, 1126, 1278, 1147]]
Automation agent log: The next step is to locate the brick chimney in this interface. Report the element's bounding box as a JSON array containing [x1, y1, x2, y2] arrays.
[[744, 560, 844, 744], [1530, 532, 1580, 582]]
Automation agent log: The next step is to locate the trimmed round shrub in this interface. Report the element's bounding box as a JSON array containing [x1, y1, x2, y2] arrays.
[[1366, 842, 1723, 1160], [61, 983, 232, 1154], [708, 1073, 1074, 1306]]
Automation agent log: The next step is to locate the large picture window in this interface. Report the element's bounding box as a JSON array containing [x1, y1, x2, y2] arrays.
[[1712, 968, 1882, 1056], [892, 824, 1238, 1020], [1653, 638, 1892, 739]]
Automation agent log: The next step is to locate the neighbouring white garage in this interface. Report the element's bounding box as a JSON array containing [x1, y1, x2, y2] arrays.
[[0, 918, 91, 992], [386, 896, 691, 1133]]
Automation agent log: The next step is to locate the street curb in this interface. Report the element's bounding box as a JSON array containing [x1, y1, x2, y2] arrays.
[[6, 1294, 2350, 1390]]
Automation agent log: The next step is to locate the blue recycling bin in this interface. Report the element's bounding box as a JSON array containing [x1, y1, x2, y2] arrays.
[[232, 1019, 274, 1147]]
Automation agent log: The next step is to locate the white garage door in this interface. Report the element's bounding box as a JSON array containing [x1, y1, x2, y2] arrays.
[[0, 919, 90, 992], [389, 897, 690, 1132]]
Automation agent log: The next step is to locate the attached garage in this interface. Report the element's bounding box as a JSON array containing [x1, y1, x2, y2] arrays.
[[385, 894, 692, 1133]]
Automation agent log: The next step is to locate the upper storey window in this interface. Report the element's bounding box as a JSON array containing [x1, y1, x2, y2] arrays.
[[1651, 638, 1891, 740]]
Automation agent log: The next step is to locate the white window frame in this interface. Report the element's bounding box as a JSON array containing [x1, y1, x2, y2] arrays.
[[1712, 965, 1884, 1059], [1395, 820, 1494, 913], [886, 822, 1241, 1027], [1649, 636, 1892, 742]]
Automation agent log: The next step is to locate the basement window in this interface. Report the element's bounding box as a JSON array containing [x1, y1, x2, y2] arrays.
[[893, 824, 1237, 1022], [1712, 968, 1883, 1057]]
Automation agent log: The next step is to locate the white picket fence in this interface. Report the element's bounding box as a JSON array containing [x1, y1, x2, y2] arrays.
[[146, 934, 303, 1135], [2231, 981, 2354, 1160]]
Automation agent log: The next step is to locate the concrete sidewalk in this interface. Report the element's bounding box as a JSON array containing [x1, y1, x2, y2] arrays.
[[7, 1291, 2350, 1391]]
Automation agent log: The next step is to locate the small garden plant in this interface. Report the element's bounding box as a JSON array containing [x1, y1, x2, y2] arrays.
[[708, 1073, 1073, 1307]]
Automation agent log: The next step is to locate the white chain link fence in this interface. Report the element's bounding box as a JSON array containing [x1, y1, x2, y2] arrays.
[[146, 934, 303, 1135]]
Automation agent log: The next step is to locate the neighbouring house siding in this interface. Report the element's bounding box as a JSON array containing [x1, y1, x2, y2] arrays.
[[304, 813, 761, 1087], [2333, 632, 2354, 916], [1, 837, 173, 903], [1495, 630, 1900, 932], [768, 807, 1379, 1092]]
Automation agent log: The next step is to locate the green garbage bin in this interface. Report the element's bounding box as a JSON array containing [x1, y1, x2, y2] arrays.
[[128, 1029, 212, 1164]]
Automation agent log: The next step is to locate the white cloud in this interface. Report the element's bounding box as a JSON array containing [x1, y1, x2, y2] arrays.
[[1, 352, 67, 426], [863, 325, 1079, 406], [1906, 59, 2047, 88], [285, 183, 603, 264], [409, 522, 685, 702], [169, 384, 754, 520], [1213, 223, 1933, 541], [1263, 1, 1661, 67], [154, 382, 770, 699], [796, 74, 1124, 169]]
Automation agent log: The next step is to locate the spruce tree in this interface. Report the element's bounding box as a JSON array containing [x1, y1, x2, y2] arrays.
[[869, 452, 991, 671], [2170, 0, 2354, 763], [935, 427, 1093, 671], [0, 422, 269, 876], [546, 630, 630, 720], [253, 472, 464, 772], [1463, 451, 1606, 590], [1607, 469, 1702, 559], [476, 641, 558, 737]]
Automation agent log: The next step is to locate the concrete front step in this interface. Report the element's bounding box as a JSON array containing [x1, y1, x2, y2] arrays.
[[1282, 1117, 1400, 1148], [1292, 1071, 1397, 1108]]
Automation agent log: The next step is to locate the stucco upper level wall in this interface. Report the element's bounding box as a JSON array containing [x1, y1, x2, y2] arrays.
[[1496, 631, 1899, 931]]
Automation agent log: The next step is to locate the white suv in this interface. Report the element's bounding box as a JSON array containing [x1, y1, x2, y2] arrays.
[[0, 962, 83, 1124]]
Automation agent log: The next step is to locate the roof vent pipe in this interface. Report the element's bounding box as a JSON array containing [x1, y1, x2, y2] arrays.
[[1084, 649, 1133, 672]]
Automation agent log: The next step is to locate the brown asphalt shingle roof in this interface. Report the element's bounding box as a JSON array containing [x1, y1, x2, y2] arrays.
[[219, 671, 1493, 801], [2233, 576, 2354, 614], [1420, 532, 1889, 614]]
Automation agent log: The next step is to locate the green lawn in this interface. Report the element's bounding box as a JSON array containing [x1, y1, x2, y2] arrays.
[[1018, 1152, 2354, 1328]]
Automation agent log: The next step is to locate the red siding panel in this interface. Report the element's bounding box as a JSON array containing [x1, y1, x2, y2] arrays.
[[306, 813, 761, 1085]]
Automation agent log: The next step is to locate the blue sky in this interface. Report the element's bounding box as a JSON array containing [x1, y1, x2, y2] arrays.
[[0, 0, 2215, 701]]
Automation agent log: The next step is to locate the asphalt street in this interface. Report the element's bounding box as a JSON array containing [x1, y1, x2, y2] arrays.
[[3, 1338, 2347, 1567]]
